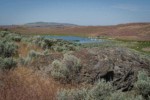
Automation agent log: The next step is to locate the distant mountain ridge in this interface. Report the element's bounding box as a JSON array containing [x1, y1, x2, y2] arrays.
[[24, 22, 78, 27]]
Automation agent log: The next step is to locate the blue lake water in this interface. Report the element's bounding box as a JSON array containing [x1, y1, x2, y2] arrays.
[[44, 36, 105, 43]]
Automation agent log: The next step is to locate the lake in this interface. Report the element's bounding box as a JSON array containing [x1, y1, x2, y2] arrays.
[[44, 36, 105, 43]]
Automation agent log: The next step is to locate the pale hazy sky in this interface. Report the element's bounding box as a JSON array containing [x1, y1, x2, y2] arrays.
[[0, 0, 150, 25]]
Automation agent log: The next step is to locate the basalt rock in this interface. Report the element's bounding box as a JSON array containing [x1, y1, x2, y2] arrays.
[[74, 47, 150, 91]]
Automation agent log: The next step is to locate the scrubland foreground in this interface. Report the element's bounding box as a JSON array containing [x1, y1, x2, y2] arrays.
[[0, 31, 150, 100]]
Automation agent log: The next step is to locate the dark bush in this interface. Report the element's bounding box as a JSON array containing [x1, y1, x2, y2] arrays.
[[0, 40, 18, 58], [0, 57, 17, 70], [0, 31, 18, 70], [0, 31, 10, 37], [12, 35, 22, 42], [32, 36, 53, 49]]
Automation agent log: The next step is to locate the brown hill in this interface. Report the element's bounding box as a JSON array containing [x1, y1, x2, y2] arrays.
[[0, 23, 150, 41]]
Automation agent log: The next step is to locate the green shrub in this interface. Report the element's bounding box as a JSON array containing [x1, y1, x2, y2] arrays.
[[32, 36, 78, 51], [32, 36, 53, 49], [51, 60, 69, 80], [53, 46, 65, 52], [108, 92, 143, 100], [57, 88, 88, 100], [51, 54, 81, 82], [108, 92, 127, 100], [0, 32, 21, 42], [0, 31, 18, 70], [3, 34, 13, 41], [135, 71, 150, 97], [87, 80, 113, 100], [12, 35, 22, 42], [0, 31, 10, 37], [21, 37, 33, 43], [43, 49, 49, 55], [57, 80, 145, 100], [0, 41, 18, 58], [66, 44, 76, 51], [53, 44, 76, 52], [57, 80, 113, 100], [3, 33, 22, 42], [0, 57, 17, 70], [43, 38, 53, 48], [28, 50, 41, 58], [63, 54, 81, 73]]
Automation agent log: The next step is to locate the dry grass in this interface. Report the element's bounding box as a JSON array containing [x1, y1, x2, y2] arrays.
[[0, 67, 63, 100], [17, 42, 43, 57], [142, 47, 150, 52]]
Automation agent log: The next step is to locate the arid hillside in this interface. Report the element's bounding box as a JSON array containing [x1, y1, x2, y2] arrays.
[[0, 23, 150, 41]]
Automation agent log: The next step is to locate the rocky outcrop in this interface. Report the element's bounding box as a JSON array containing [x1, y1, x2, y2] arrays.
[[74, 47, 150, 91]]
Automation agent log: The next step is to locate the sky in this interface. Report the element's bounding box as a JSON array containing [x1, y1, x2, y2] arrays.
[[0, 0, 150, 25]]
